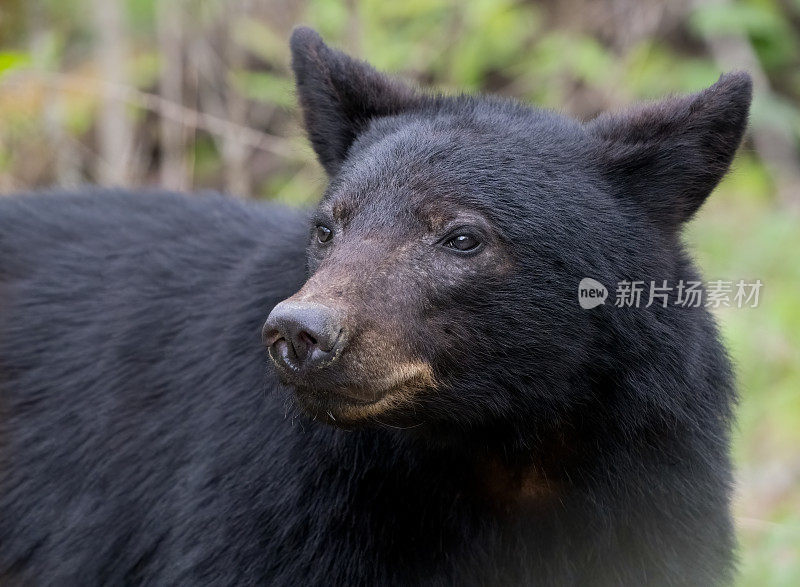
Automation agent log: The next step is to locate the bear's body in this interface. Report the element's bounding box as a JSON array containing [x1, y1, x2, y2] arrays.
[[0, 190, 735, 586], [0, 28, 750, 586]]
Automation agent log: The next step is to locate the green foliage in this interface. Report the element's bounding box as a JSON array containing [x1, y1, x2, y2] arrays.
[[0, 51, 30, 78], [231, 71, 295, 109], [691, 2, 787, 38]]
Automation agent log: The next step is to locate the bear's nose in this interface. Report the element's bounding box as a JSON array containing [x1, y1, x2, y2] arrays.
[[262, 301, 344, 373]]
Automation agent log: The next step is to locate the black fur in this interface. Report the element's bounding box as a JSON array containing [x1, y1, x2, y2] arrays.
[[0, 27, 751, 585]]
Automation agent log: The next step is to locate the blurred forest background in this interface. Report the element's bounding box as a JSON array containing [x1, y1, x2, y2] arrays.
[[0, 0, 798, 583]]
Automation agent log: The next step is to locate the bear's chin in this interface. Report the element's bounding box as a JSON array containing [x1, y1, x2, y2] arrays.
[[290, 383, 423, 428]]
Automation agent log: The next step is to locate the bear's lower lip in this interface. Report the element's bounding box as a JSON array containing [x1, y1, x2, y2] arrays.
[[291, 387, 389, 423], [269, 357, 435, 424], [270, 359, 379, 403]]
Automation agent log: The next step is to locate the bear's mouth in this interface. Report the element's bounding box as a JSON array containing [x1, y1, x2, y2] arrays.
[[293, 385, 417, 426], [286, 363, 437, 425]]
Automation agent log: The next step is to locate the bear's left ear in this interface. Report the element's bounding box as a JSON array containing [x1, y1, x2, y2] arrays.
[[588, 72, 752, 230], [290, 27, 426, 176]]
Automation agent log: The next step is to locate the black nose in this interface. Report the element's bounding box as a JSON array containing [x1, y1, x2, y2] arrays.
[[262, 301, 344, 373]]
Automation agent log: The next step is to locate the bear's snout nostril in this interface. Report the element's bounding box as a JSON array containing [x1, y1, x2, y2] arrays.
[[262, 301, 344, 374], [298, 331, 317, 347], [262, 327, 283, 348]]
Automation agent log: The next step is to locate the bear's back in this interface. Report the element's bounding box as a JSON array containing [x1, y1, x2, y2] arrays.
[[0, 190, 316, 583]]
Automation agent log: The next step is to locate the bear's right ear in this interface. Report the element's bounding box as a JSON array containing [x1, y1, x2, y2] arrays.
[[290, 27, 425, 176]]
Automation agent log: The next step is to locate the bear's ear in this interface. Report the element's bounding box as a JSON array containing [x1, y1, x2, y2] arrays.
[[290, 27, 425, 176], [588, 72, 752, 230]]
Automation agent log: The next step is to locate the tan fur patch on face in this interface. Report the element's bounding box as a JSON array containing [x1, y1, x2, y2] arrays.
[[335, 361, 436, 421], [374, 360, 435, 393]]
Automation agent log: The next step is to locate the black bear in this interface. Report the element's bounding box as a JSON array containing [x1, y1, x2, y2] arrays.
[[0, 27, 751, 585]]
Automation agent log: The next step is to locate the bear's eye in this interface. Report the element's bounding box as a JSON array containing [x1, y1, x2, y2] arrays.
[[315, 225, 333, 244], [444, 233, 480, 252]]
